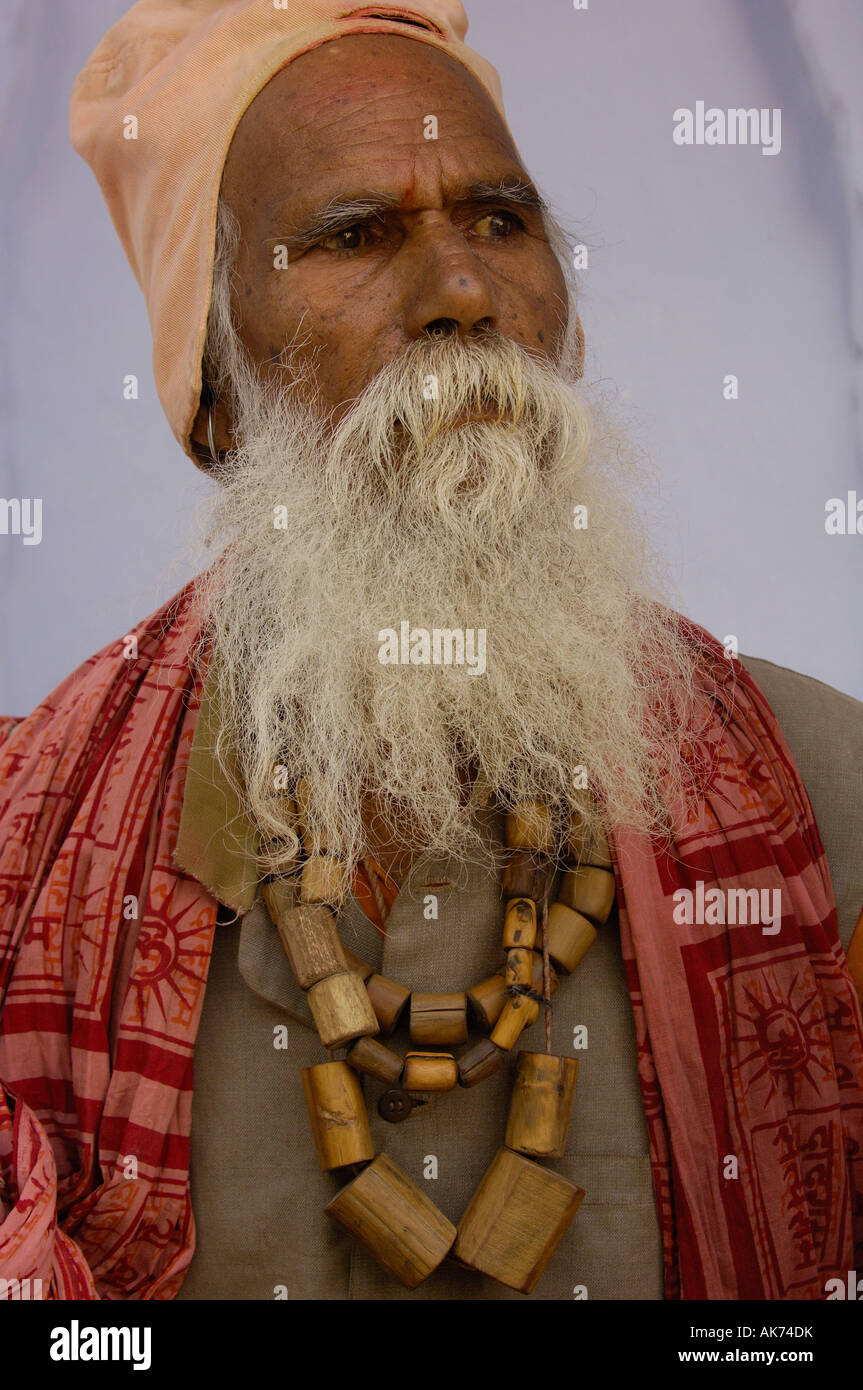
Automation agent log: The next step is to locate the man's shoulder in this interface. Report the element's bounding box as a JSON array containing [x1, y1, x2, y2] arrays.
[[740, 653, 863, 951], [741, 653, 863, 732]]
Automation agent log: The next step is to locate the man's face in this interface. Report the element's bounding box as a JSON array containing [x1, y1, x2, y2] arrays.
[[216, 32, 570, 429]]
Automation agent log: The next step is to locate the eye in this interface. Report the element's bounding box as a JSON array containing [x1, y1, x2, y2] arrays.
[[472, 210, 524, 239], [319, 222, 382, 252]]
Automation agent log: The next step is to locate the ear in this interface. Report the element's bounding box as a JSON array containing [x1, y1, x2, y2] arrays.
[[190, 393, 236, 459]]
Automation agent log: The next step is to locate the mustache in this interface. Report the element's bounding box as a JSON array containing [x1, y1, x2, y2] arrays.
[[343, 330, 553, 419], [221, 328, 576, 495], [316, 330, 574, 489]]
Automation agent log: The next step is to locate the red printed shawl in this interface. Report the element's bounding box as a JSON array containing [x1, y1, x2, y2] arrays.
[[1, 580, 861, 1299]]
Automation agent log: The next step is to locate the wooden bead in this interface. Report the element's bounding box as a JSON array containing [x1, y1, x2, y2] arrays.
[[300, 854, 348, 904], [453, 1147, 585, 1293], [557, 865, 616, 925], [343, 946, 374, 980], [458, 1037, 506, 1088], [502, 897, 537, 949], [365, 974, 411, 1036], [262, 887, 348, 989], [544, 902, 597, 975], [326, 1154, 456, 1288], [504, 948, 532, 989], [504, 802, 553, 852], [567, 813, 612, 868], [501, 852, 550, 901], [490, 995, 540, 1051], [504, 1052, 579, 1159], [346, 1036, 404, 1086], [402, 1052, 458, 1093], [261, 874, 298, 923], [409, 992, 468, 1046], [307, 971, 379, 1048], [301, 1061, 374, 1171], [467, 973, 509, 1032]]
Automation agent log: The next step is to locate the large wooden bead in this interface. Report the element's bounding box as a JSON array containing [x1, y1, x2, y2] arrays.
[[300, 855, 348, 904], [301, 1061, 374, 1171], [505, 802, 553, 852], [501, 852, 550, 902], [544, 902, 597, 975], [307, 971, 379, 1048], [326, 1154, 456, 1288], [490, 994, 540, 1051], [365, 974, 411, 1035], [458, 1037, 506, 1088], [466, 973, 509, 1032], [346, 1036, 404, 1086], [557, 866, 616, 925], [502, 897, 537, 949], [262, 888, 348, 989], [504, 1052, 579, 1159], [567, 813, 612, 868], [403, 1052, 458, 1093], [409, 992, 468, 1046], [453, 1147, 585, 1293]]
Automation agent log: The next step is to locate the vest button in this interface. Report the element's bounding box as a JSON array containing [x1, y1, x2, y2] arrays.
[[378, 1088, 414, 1123]]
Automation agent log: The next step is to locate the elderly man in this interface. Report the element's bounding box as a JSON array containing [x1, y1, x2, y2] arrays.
[[1, 0, 862, 1303]]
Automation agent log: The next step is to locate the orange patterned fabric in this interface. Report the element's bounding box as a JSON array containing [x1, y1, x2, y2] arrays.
[[0, 584, 215, 1298], [613, 638, 863, 1298], [350, 858, 400, 934]]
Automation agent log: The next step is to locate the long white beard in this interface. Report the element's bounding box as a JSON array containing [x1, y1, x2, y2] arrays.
[[192, 323, 706, 881]]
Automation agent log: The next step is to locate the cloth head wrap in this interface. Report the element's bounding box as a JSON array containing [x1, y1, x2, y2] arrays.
[[69, 1, 512, 464]]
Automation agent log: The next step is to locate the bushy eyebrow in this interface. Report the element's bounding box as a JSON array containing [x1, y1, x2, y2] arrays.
[[464, 178, 548, 213], [283, 194, 400, 247], [278, 177, 548, 249]]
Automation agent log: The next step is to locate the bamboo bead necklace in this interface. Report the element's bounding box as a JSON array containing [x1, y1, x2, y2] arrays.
[[262, 790, 616, 1294]]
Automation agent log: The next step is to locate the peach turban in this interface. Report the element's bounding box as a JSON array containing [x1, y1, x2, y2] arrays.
[[69, 1, 511, 465]]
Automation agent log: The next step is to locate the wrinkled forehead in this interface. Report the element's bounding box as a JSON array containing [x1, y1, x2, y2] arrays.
[[221, 32, 523, 217]]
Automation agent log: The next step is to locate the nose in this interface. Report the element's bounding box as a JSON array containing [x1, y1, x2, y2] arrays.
[[401, 220, 501, 340]]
